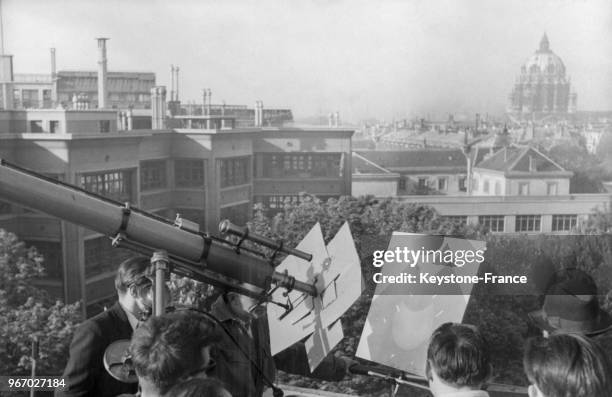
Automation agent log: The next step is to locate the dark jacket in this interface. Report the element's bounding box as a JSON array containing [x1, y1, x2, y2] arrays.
[[56, 302, 138, 397], [210, 297, 347, 397]]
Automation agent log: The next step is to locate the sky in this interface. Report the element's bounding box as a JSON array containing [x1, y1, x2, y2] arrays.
[[2, 0, 611, 122]]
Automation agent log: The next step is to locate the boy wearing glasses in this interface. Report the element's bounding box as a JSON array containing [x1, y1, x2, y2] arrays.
[[58, 256, 154, 397]]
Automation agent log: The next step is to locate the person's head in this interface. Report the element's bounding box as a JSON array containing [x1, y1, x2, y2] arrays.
[[165, 377, 232, 397], [130, 311, 221, 397], [426, 322, 491, 396], [223, 290, 262, 321], [523, 333, 612, 397], [115, 256, 154, 317], [529, 268, 612, 337]]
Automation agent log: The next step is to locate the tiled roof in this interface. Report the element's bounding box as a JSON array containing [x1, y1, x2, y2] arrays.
[[475, 146, 566, 173], [352, 152, 394, 175], [357, 149, 466, 170]]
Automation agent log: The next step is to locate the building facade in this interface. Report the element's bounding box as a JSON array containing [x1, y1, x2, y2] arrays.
[[507, 34, 577, 120], [0, 105, 353, 315]]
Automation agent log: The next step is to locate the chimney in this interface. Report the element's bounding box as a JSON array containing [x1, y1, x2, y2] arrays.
[[202, 88, 207, 115], [0, 54, 14, 109], [328, 113, 334, 127], [96, 38, 109, 108], [151, 86, 167, 129], [334, 111, 340, 127], [221, 101, 226, 129], [255, 101, 261, 127], [50, 48, 56, 77], [170, 65, 175, 102], [175, 66, 180, 101], [207, 89, 212, 116], [50, 48, 58, 104], [259, 100, 264, 126]]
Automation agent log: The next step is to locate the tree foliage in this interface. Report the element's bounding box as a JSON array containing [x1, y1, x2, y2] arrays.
[[170, 195, 612, 395], [0, 229, 82, 380], [545, 142, 609, 193]]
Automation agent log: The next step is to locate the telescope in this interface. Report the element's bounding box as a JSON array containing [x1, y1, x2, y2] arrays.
[[0, 159, 318, 300]]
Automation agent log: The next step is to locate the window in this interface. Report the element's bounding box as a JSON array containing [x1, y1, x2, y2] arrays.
[[25, 240, 62, 279], [438, 178, 447, 191], [99, 120, 111, 133], [515, 215, 541, 232], [479, 215, 505, 232], [398, 178, 406, 191], [418, 178, 427, 188], [459, 177, 467, 192], [80, 169, 134, 202], [220, 203, 250, 225], [547, 182, 558, 196], [483, 180, 490, 193], [140, 160, 167, 191], [518, 182, 530, 196], [258, 153, 342, 178], [49, 120, 59, 134], [442, 216, 467, 225], [175, 159, 205, 188], [22, 89, 39, 108], [220, 157, 249, 188], [85, 237, 133, 278], [494, 181, 501, 195], [552, 215, 577, 232], [42, 89, 52, 108], [30, 120, 44, 133]]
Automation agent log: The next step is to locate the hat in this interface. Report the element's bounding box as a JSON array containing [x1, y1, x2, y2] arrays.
[[529, 268, 612, 336]]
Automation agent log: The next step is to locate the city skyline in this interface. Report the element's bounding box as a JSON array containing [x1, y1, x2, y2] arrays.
[[3, 0, 611, 122]]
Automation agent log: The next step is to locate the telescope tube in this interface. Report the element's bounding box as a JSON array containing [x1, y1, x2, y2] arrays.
[[0, 160, 315, 296]]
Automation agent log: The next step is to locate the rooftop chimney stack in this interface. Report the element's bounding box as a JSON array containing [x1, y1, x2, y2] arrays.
[[50, 48, 56, 77], [202, 88, 207, 115], [151, 86, 167, 130], [334, 111, 340, 127], [50, 48, 58, 105], [96, 38, 109, 108], [175, 66, 179, 102], [207, 89, 212, 116], [170, 65, 175, 102], [0, 52, 14, 109], [255, 101, 265, 127]]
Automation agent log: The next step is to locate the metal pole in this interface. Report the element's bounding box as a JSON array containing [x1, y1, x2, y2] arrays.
[[151, 251, 169, 317], [30, 337, 38, 397]]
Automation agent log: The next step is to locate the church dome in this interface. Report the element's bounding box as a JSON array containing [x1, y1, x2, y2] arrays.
[[520, 34, 566, 77]]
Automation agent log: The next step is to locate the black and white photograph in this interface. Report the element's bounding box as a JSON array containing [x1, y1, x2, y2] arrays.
[[0, 1, 611, 396]]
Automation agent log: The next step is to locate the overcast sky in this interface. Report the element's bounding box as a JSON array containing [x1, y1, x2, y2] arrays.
[[3, 0, 611, 122]]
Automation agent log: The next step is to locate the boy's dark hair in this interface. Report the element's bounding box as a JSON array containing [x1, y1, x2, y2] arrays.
[[114, 256, 152, 294], [524, 333, 612, 397], [166, 377, 231, 397], [130, 311, 221, 395], [426, 322, 491, 388]]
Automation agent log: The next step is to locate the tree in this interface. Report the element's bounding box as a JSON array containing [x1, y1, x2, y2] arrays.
[[546, 142, 609, 193], [0, 229, 81, 380]]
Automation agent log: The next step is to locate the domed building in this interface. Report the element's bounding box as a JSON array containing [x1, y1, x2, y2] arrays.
[[507, 34, 577, 120]]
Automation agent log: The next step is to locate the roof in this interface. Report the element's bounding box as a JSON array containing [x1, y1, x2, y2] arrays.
[[352, 152, 394, 175], [357, 149, 465, 170], [357, 149, 491, 174], [475, 145, 569, 174]]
